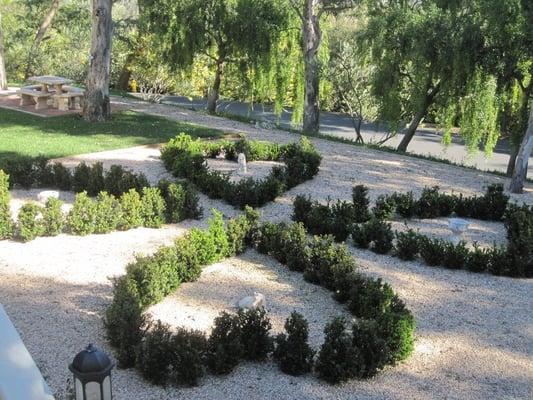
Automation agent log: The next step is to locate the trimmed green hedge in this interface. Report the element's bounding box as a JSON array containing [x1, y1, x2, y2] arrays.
[[161, 134, 321, 209], [293, 184, 532, 278], [0, 171, 202, 242], [104, 209, 415, 386]]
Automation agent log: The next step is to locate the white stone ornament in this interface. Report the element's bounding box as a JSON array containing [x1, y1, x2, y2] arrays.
[[237, 292, 266, 310], [37, 190, 60, 204], [237, 152, 247, 175], [448, 217, 469, 244]]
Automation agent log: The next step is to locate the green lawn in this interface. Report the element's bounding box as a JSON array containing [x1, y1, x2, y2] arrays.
[[0, 108, 224, 164]]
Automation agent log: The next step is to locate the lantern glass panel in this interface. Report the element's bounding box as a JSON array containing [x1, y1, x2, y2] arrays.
[[85, 381, 101, 400], [102, 376, 112, 400], [75, 379, 84, 399]]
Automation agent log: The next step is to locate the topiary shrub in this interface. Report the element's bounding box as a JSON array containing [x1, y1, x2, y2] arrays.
[[330, 200, 357, 241], [351, 319, 389, 378], [136, 320, 173, 385], [207, 209, 229, 261], [480, 184, 508, 221], [352, 185, 371, 222], [169, 328, 208, 386], [72, 162, 91, 193], [141, 187, 166, 228], [391, 191, 416, 218], [376, 299, 415, 363], [415, 186, 444, 219], [225, 208, 259, 257], [94, 192, 121, 234], [504, 204, 532, 277], [17, 202, 44, 242], [419, 236, 446, 266], [68, 192, 96, 235], [347, 277, 396, 320], [42, 197, 64, 236], [237, 308, 273, 361], [368, 219, 394, 254], [174, 236, 202, 282], [394, 229, 420, 260], [0, 171, 15, 240], [33, 157, 55, 187], [292, 195, 313, 224], [351, 223, 372, 249], [206, 311, 244, 375], [87, 162, 105, 196], [465, 243, 491, 273], [104, 275, 147, 368], [372, 195, 396, 220], [279, 222, 310, 271], [119, 189, 143, 230], [315, 317, 360, 384], [52, 162, 72, 190], [442, 241, 468, 269], [273, 312, 315, 376]]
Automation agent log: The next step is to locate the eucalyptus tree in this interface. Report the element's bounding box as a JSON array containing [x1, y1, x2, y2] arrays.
[[83, 0, 113, 122], [288, 0, 355, 134], [0, 10, 6, 90], [140, 0, 290, 114], [362, 0, 487, 152]]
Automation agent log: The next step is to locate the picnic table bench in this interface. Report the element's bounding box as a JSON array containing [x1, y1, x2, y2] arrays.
[[17, 85, 52, 110], [17, 76, 85, 111]]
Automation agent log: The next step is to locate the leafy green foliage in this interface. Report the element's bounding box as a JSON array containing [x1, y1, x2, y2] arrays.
[[351, 319, 389, 378], [394, 229, 420, 261], [42, 198, 64, 236], [169, 328, 208, 386], [372, 195, 396, 220], [17, 203, 44, 242], [273, 312, 315, 376], [206, 312, 244, 375], [72, 162, 91, 193], [67, 192, 96, 235], [119, 189, 143, 230], [94, 192, 121, 234], [0, 171, 15, 240], [136, 321, 174, 385], [141, 187, 166, 228], [237, 309, 273, 361]]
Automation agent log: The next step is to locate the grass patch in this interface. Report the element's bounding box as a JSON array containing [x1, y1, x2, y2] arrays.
[[0, 108, 224, 164]]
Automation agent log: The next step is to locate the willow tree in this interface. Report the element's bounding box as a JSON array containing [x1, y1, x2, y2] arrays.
[[140, 0, 290, 114], [288, 0, 354, 134], [83, 0, 113, 122], [362, 1, 486, 152], [0, 10, 6, 90]]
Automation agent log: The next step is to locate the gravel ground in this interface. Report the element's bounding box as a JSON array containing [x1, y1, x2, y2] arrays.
[[1, 99, 532, 400]]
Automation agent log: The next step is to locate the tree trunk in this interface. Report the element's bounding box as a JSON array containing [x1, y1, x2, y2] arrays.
[[207, 59, 224, 114], [24, 0, 60, 79], [509, 105, 533, 193], [0, 12, 7, 91], [506, 145, 519, 176], [116, 53, 134, 91], [397, 82, 440, 152], [83, 0, 113, 122], [301, 0, 321, 134]]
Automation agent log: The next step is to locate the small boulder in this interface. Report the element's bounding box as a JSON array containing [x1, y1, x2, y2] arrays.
[[237, 292, 266, 310], [37, 190, 60, 204]]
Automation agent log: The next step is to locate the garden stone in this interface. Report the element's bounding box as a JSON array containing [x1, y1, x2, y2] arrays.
[[237, 292, 265, 310], [237, 153, 247, 175], [37, 190, 60, 204], [448, 217, 469, 245]]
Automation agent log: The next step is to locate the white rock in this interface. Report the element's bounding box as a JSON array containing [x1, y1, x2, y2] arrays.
[[237, 292, 265, 310], [37, 190, 59, 204], [237, 153, 247, 175]]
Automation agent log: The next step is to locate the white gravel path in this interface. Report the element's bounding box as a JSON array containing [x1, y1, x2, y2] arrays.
[[1, 100, 532, 400]]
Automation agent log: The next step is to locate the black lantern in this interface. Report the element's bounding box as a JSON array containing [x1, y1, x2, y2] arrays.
[[69, 344, 114, 400]]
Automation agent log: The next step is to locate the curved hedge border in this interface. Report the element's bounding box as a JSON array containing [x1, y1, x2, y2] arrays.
[[293, 184, 533, 278], [161, 134, 321, 208], [105, 209, 415, 387], [0, 170, 201, 241]]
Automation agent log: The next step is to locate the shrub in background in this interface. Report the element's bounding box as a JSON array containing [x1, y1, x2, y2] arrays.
[[169, 328, 208, 386], [42, 197, 64, 236], [52, 162, 72, 190], [104, 276, 147, 367], [391, 191, 416, 218], [237, 308, 273, 361], [17, 202, 44, 242], [136, 320, 173, 385], [208, 209, 229, 261], [372, 195, 396, 220], [394, 229, 420, 260], [347, 278, 395, 319], [68, 192, 96, 235], [87, 162, 105, 196], [33, 157, 55, 187], [94, 192, 121, 234], [368, 219, 394, 254], [466, 243, 491, 273], [279, 222, 310, 271], [225, 207, 259, 257], [352, 185, 371, 222], [206, 312, 244, 375], [315, 317, 360, 384], [141, 187, 166, 228], [72, 162, 91, 193], [351, 319, 389, 378], [376, 300, 415, 363], [120, 189, 143, 230], [504, 204, 533, 277], [419, 236, 446, 266], [273, 312, 315, 376], [442, 241, 468, 269], [174, 236, 202, 282], [351, 223, 372, 249], [0, 171, 15, 239], [292, 195, 313, 224]]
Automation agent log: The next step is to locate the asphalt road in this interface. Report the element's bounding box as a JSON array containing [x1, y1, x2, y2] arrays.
[[160, 95, 533, 176]]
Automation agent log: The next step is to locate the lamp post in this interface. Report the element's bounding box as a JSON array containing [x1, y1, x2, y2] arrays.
[[69, 344, 114, 400]]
